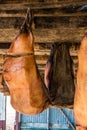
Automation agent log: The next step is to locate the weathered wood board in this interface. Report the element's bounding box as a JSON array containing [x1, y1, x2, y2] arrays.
[[0, 0, 86, 80]]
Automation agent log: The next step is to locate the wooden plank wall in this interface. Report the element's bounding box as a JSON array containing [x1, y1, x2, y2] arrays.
[[0, 0, 87, 79]]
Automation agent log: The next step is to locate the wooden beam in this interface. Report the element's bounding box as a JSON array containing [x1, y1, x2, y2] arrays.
[[0, 0, 87, 3], [0, 7, 87, 17], [0, 11, 87, 17], [0, 0, 85, 4], [0, 0, 40, 4], [0, 17, 24, 29], [0, 27, 85, 43], [0, 1, 87, 10], [34, 28, 85, 43], [34, 12, 87, 17], [0, 15, 87, 29], [34, 16, 87, 28]]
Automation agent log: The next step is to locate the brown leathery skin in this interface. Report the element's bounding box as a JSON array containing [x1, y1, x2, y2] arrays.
[[76, 126, 87, 130], [44, 43, 75, 108], [74, 34, 87, 128], [2, 10, 50, 115], [44, 61, 52, 89]]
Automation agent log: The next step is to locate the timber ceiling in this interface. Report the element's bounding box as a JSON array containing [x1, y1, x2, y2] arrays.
[[0, 0, 87, 79]]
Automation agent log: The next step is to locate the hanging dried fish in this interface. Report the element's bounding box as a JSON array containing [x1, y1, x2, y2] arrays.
[[74, 32, 87, 130], [2, 9, 50, 115], [44, 43, 75, 108]]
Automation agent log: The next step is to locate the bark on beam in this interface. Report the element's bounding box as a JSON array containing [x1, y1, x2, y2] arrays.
[[0, 27, 85, 43], [0, 15, 87, 29]]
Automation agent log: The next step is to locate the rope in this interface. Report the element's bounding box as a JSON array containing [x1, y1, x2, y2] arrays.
[[0, 52, 33, 58]]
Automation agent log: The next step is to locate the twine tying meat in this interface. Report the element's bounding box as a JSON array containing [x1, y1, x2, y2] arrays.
[[0, 52, 33, 58]]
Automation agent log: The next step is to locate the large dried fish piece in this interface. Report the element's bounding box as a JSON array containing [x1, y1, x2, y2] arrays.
[[44, 43, 75, 108], [74, 33, 87, 130], [2, 9, 50, 115]]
